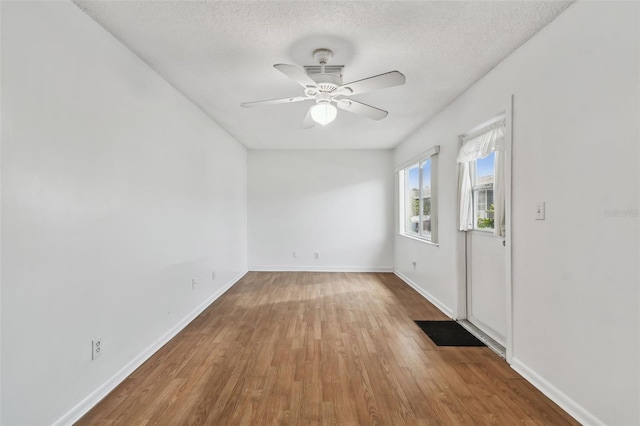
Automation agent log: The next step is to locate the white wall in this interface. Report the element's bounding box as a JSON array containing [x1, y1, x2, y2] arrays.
[[1, 2, 247, 425], [394, 2, 639, 425], [0, 2, 3, 422], [248, 150, 394, 272]]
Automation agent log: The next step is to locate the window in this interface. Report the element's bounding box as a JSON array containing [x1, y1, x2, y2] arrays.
[[398, 146, 439, 243], [457, 116, 505, 236], [473, 151, 495, 230]]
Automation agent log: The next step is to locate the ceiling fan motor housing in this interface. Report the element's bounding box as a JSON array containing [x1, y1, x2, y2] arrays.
[[311, 73, 342, 93]]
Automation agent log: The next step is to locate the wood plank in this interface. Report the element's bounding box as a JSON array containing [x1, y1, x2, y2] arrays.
[[76, 272, 578, 425]]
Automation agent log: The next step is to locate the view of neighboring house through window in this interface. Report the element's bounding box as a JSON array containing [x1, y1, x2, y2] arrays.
[[399, 146, 438, 243], [457, 116, 505, 235], [474, 151, 495, 230], [404, 164, 420, 236]]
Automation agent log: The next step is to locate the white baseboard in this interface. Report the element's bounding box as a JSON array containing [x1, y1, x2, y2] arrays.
[[510, 357, 603, 426], [394, 271, 598, 425], [54, 269, 248, 426], [393, 269, 454, 318], [249, 265, 394, 273]]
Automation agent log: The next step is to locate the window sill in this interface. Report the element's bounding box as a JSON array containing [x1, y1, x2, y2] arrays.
[[397, 233, 439, 247], [471, 228, 494, 234]]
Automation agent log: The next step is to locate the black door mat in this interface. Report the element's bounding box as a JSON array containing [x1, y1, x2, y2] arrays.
[[415, 320, 486, 347]]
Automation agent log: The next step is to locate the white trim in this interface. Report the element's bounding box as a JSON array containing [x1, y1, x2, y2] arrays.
[[461, 116, 506, 143], [249, 265, 394, 273], [54, 270, 248, 426], [395, 145, 440, 172], [430, 152, 439, 243], [469, 227, 497, 236], [393, 269, 454, 318], [510, 358, 603, 426], [455, 229, 467, 320], [504, 95, 514, 362], [396, 171, 403, 235], [397, 233, 440, 247]]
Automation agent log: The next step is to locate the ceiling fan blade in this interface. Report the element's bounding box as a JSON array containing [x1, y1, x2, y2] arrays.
[[337, 71, 405, 96], [274, 64, 319, 89], [336, 99, 388, 121], [241, 96, 309, 108], [302, 107, 315, 129]]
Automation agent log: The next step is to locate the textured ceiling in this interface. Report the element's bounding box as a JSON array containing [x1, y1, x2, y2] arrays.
[[73, 1, 573, 150]]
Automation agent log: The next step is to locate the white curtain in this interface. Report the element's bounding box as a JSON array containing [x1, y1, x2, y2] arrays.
[[458, 162, 474, 231], [457, 122, 506, 234]]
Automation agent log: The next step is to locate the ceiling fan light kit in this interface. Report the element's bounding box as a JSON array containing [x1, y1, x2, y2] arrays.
[[310, 102, 337, 126], [241, 48, 405, 128]]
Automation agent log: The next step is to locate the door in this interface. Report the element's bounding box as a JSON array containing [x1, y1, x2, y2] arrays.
[[466, 231, 506, 345], [458, 111, 511, 354], [464, 148, 508, 347]]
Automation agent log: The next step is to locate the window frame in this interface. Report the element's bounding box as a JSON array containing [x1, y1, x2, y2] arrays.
[[397, 145, 439, 244]]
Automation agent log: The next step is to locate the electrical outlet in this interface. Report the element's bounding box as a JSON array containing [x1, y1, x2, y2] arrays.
[[412, 261, 417, 270], [314, 252, 320, 260], [192, 279, 197, 289], [92, 338, 102, 360], [292, 251, 297, 259]]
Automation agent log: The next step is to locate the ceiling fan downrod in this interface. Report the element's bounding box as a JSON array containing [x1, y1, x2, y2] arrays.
[[313, 48, 333, 74], [310, 48, 342, 94]]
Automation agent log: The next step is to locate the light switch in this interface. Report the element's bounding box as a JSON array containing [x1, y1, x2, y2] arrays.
[[535, 202, 545, 220]]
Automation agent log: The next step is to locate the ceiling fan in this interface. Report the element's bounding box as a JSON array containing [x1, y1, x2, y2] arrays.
[[241, 48, 406, 128]]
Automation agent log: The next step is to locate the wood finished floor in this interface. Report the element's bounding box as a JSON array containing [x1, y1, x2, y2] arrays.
[[77, 272, 577, 425]]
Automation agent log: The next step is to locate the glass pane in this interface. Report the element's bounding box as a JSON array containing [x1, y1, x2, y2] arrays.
[[420, 159, 431, 239], [478, 190, 487, 211], [476, 151, 495, 180], [474, 152, 495, 230], [405, 165, 420, 234]]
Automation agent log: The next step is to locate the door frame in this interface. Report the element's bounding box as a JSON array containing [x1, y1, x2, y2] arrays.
[[455, 95, 513, 362]]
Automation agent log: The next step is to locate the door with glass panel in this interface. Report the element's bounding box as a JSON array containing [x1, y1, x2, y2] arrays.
[[467, 152, 506, 346], [458, 120, 508, 347]]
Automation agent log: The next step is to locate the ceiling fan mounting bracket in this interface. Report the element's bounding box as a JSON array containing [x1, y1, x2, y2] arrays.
[[313, 48, 334, 65]]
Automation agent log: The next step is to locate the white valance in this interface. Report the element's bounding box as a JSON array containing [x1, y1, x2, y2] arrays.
[[456, 124, 505, 163]]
